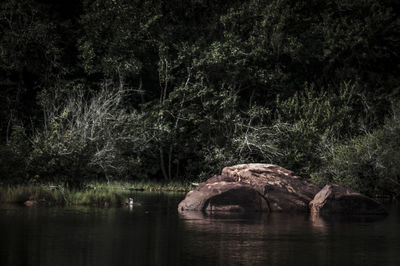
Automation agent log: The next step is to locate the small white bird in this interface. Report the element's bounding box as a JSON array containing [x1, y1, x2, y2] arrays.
[[126, 197, 141, 208], [129, 197, 134, 206]]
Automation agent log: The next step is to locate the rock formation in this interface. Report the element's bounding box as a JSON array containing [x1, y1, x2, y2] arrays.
[[23, 200, 37, 207], [178, 163, 320, 213], [309, 184, 387, 215]]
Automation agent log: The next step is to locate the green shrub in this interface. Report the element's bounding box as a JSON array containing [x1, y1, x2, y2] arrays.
[[274, 82, 361, 176], [29, 86, 151, 186], [0, 125, 30, 183], [200, 104, 284, 178], [312, 102, 400, 196]]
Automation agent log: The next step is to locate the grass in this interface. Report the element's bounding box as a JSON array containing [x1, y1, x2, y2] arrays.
[[0, 185, 68, 205], [0, 180, 193, 207], [87, 180, 193, 192]]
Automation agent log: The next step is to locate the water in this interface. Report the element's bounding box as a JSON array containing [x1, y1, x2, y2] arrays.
[[1, 193, 399, 266]]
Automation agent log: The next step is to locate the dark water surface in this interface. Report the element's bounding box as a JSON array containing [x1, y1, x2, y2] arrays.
[[1, 193, 399, 266]]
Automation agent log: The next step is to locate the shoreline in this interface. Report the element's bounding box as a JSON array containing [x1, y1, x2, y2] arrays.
[[0, 181, 192, 207]]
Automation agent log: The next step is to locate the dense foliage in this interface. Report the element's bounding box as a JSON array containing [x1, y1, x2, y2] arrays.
[[0, 0, 399, 196]]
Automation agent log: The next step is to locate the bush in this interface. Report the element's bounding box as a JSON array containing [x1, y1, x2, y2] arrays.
[[29, 85, 151, 186], [312, 102, 400, 197], [274, 82, 361, 176], [198, 104, 284, 179], [0, 145, 27, 184], [0, 125, 30, 183]]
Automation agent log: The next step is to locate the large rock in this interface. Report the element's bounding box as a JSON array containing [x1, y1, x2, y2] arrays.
[[178, 163, 320, 213], [309, 184, 387, 215], [23, 200, 37, 207], [178, 181, 269, 212]]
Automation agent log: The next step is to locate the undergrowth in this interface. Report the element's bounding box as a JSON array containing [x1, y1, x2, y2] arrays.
[[0, 181, 191, 207]]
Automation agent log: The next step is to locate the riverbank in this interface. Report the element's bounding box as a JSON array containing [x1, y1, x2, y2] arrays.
[[0, 181, 191, 207]]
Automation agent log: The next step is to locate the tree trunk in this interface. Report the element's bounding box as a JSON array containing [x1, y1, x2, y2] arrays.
[[159, 147, 169, 180], [168, 145, 173, 180]]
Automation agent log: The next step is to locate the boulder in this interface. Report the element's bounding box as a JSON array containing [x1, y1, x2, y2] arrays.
[[178, 163, 320, 213], [178, 180, 269, 212], [309, 184, 387, 215], [23, 200, 37, 207]]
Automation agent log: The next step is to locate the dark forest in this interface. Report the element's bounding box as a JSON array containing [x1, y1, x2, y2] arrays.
[[1, 0, 399, 197]]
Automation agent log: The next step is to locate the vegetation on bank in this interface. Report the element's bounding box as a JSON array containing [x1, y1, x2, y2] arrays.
[[0, 181, 191, 206], [0, 0, 399, 198]]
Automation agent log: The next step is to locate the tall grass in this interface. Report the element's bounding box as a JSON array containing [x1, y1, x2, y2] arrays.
[[0, 185, 68, 205], [0, 180, 192, 206]]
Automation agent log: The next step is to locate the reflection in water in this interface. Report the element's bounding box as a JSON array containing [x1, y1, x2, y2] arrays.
[[309, 213, 327, 230], [0, 195, 399, 266], [0, 193, 184, 266], [180, 209, 396, 266], [180, 210, 311, 233], [180, 211, 325, 266]]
